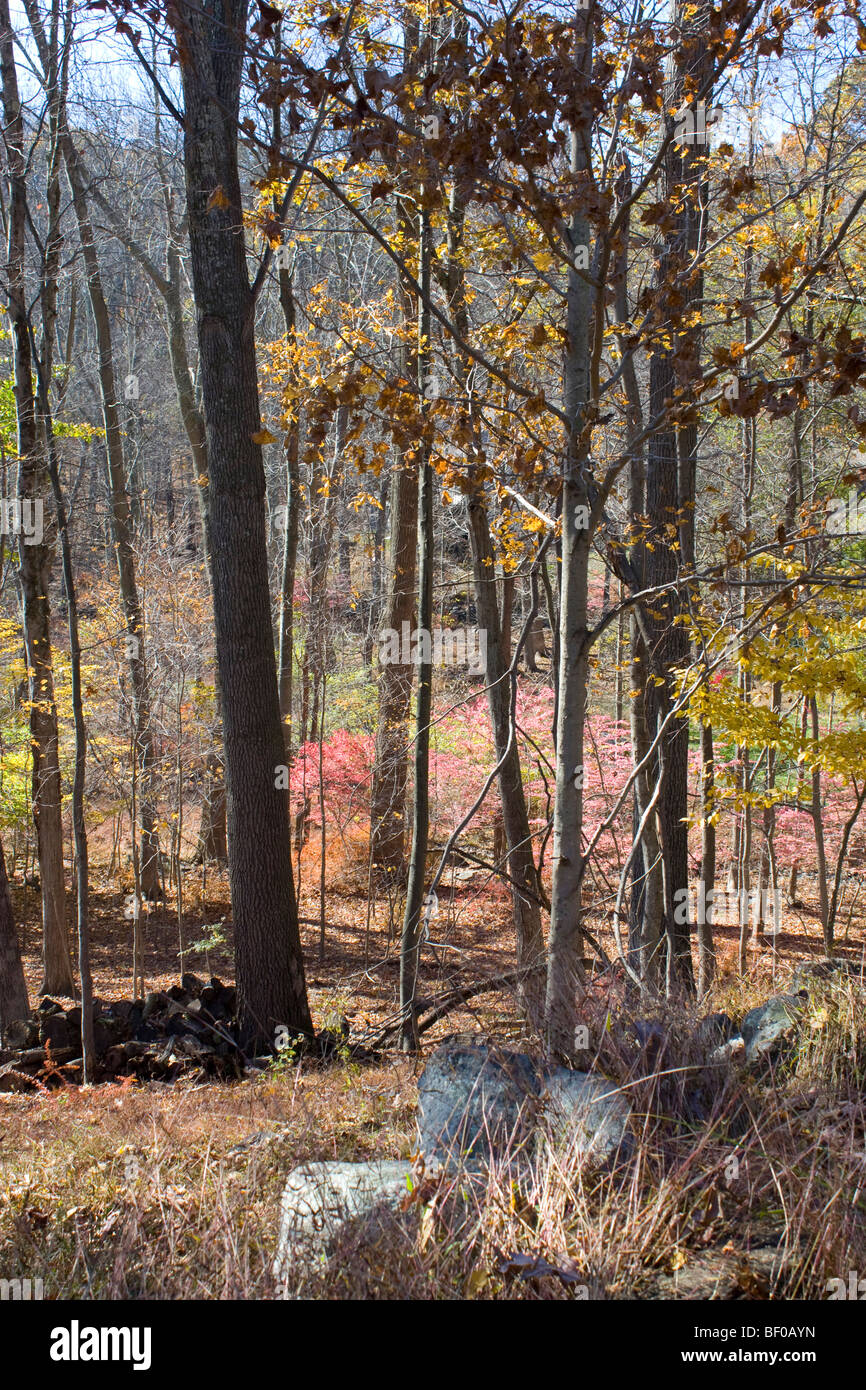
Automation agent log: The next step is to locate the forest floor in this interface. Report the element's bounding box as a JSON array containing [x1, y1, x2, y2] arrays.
[[2, 853, 866, 1298]]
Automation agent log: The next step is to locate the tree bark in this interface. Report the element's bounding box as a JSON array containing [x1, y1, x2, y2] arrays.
[[0, 0, 73, 995], [468, 494, 546, 1027], [642, 1, 714, 995], [177, 0, 312, 1048], [399, 205, 433, 1051], [59, 124, 161, 902], [545, 10, 595, 1052], [0, 831, 28, 1034]]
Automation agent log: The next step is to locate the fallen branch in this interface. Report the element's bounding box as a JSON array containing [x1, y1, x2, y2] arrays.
[[369, 963, 546, 1048]]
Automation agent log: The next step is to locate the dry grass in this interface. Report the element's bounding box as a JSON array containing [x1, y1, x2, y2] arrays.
[[3, 976, 865, 1299], [4, 837, 865, 1299]]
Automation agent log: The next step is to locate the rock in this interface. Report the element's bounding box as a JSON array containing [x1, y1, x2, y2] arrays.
[[647, 1243, 795, 1300], [181, 973, 204, 997], [741, 993, 806, 1062], [538, 1065, 631, 1162], [791, 957, 863, 992], [695, 1012, 737, 1050], [709, 1035, 746, 1065], [273, 1159, 413, 1292], [417, 1042, 631, 1172], [417, 1043, 540, 1170]]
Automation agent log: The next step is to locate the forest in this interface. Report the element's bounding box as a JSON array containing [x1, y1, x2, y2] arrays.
[[0, 0, 866, 1319]]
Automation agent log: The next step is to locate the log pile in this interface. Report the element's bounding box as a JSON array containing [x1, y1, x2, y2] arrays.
[[0, 974, 245, 1089]]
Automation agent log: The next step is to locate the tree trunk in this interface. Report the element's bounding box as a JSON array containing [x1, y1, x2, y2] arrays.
[[468, 494, 545, 1027], [370, 421, 419, 880], [0, 0, 73, 995], [698, 721, 716, 992], [276, 261, 301, 763], [642, 2, 713, 996], [809, 695, 831, 950], [0, 831, 28, 1034], [60, 125, 161, 901], [545, 17, 595, 1051], [42, 390, 95, 1080], [399, 205, 434, 1051], [178, 0, 312, 1048]]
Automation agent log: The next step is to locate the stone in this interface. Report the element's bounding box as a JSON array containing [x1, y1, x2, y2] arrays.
[[537, 1065, 631, 1163], [417, 1042, 631, 1172], [791, 957, 863, 992], [695, 1012, 737, 1050], [740, 993, 806, 1062], [417, 1043, 540, 1170], [273, 1159, 413, 1293]]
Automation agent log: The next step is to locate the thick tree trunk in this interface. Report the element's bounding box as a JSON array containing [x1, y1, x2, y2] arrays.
[[178, 0, 312, 1048]]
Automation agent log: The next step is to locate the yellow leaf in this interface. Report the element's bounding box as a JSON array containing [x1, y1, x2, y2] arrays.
[[466, 1268, 489, 1296], [251, 429, 277, 445], [204, 187, 229, 214], [206, 186, 230, 212]]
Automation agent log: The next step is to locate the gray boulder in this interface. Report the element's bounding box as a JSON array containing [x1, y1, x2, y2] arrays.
[[740, 992, 805, 1062], [791, 957, 864, 992], [538, 1065, 631, 1163], [417, 1042, 630, 1171], [273, 1159, 413, 1293], [417, 1043, 539, 1169]]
